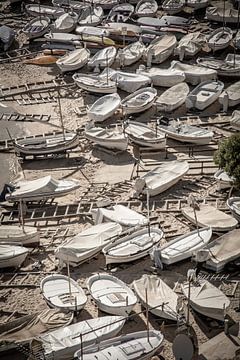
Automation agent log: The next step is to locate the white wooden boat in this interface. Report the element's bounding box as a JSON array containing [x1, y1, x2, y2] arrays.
[[31, 316, 125, 360], [6, 175, 80, 202], [0, 244, 28, 269], [137, 65, 185, 87], [56, 48, 90, 72], [14, 132, 79, 156], [92, 204, 149, 227], [134, 160, 189, 197], [213, 169, 234, 190], [75, 25, 110, 38], [87, 273, 137, 316], [108, 4, 134, 23], [181, 279, 230, 320], [159, 227, 212, 265], [121, 87, 157, 114], [40, 274, 87, 312], [133, 275, 179, 321], [186, 0, 209, 9], [137, 15, 190, 28], [162, 0, 185, 15], [206, 6, 240, 24], [25, 4, 65, 19], [144, 35, 177, 64], [182, 204, 238, 232], [207, 27, 233, 51], [51, 13, 77, 33], [103, 22, 142, 35], [78, 6, 103, 26], [103, 227, 163, 265], [85, 123, 128, 151], [219, 81, 240, 109], [135, 0, 158, 17], [124, 120, 166, 149], [44, 32, 82, 43], [84, 0, 119, 10], [73, 73, 117, 94], [156, 82, 189, 112], [158, 122, 213, 144], [116, 41, 145, 67], [52, 0, 89, 12], [174, 32, 206, 60], [227, 197, 240, 222], [171, 60, 217, 85], [88, 46, 117, 69], [185, 80, 224, 110], [105, 69, 151, 93], [0, 225, 39, 246], [55, 223, 122, 267], [87, 93, 121, 122], [230, 110, 240, 130], [75, 330, 164, 360], [22, 17, 50, 39]]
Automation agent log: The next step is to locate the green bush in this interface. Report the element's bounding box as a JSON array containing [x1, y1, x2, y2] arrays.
[[214, 133, 240, 189]]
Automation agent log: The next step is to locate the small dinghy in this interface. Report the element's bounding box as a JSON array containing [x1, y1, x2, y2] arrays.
[[213, 169, 234, 190], [0, 244, 28, 269], [75, 330, 164, 360], [116, 41, 146, 67], [108, 3, 134, 23], [103, 227, 163, 265], [25, 4, 65, 19], [134, 160, 189, 197], [174, 32, 206, 60], [44, 32, 82, 44], [162, 0, 185, 15], [185, 80, 224, 110], [55, 223, 122, 267], [181, 279, 230, 320], [56, 48, 90, 72], [135, 0, 158, 17], [85, 122, 128, 151], [30, 316, 125, 360], [23, 17, 50, 39], [40, 274, 87, 312], [207, 27, 233, 51], [14, 132, 79, 156], [219, 81, 240, 110], [133, 275, 179, 321], [227, 197, 240, 222], [87, 93, 121, 122], [171, 60, 217, 85], [158, 122, 213, 144], [106, 69, 151, 93], [88, 46, 117, 69], [159, 227, 212, 265], [92, 204, 149, 227], [206, 6, 239, 24], [51, 13, 77, 33], [124, 120, 166, 149], [0, 225, 39, 246], [6, 175, 80, 202], [144, 35, 177, 64], [137, 15, 190, 28], [156, 82, 189, 112], [186, 0, 209, 9], [137, 65, 185, 87], [87, 273, 137, 316], [78, 6, 103, 26], [73, 73, 117, 94], [121, 87, 157, 114], [230, 110, 240, 130], [182, 204, 238, 232]]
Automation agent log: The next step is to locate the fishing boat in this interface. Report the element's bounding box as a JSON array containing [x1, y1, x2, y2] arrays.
[[206, 6, 240, 24], [108, 4, 134, 23], [25, 4, 65, 19], [181, 279, 230, 320], [197, 56, 240, 78], [213, 169, 234, 190], [218, 81, 240, 110], [52, 0, 89, 12], [135, 0, 158, 17], [30, 316, 125, 360], [174, 32, 206, 60], [88, 47, 117, 69], [133, 275, 179, 321], [230, 110, 240, 130], [44, 32, 82, 44], [73, 73, 117, 94], [40, 274, 87, 312], [55, 222, 122, 267], [87, 93, 121, 122], [121, 87, 157, 114], [75, 330, 164, 360], [103, 22, 142, 36], [87, 273, 137, 316], [186, 0, 209, 9], [124, 120, 166, 149], [106, 69, 151, 93], [85, 122, 128, 151], [14, 132, 79, 156], [137, 65, 185, 87], [56, 48, 90, 72], [137, 15, 190, 28], [51, 13, 77, 33], [159, 227, 212, 265], [22, 17, 50, 39], [103, 227, 163, 265], [75, 26, 110, 38], [0, 244, 29, 269], [227, 197, 240, 222], [162, 0, 185, 15], [134, 160, 189, 197], [182, 204, 238, 232], [155, 82, 189, 112], [78, 6, 104, 26], [170, 60, 217, 85], [185, 80, 224, 110], [157, 122, 214, 144], [0, 225, 39, 246], [84, 0, 119, 10], [207, 28, 233, 51], [143, 35, 177, 64], [5, 175, 81, 202], [116, 41, 146, 67]]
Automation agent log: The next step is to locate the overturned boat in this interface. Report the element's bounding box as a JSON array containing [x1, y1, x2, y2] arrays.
[[155, 82, 189, 112], [87, 93, 121, 122]]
